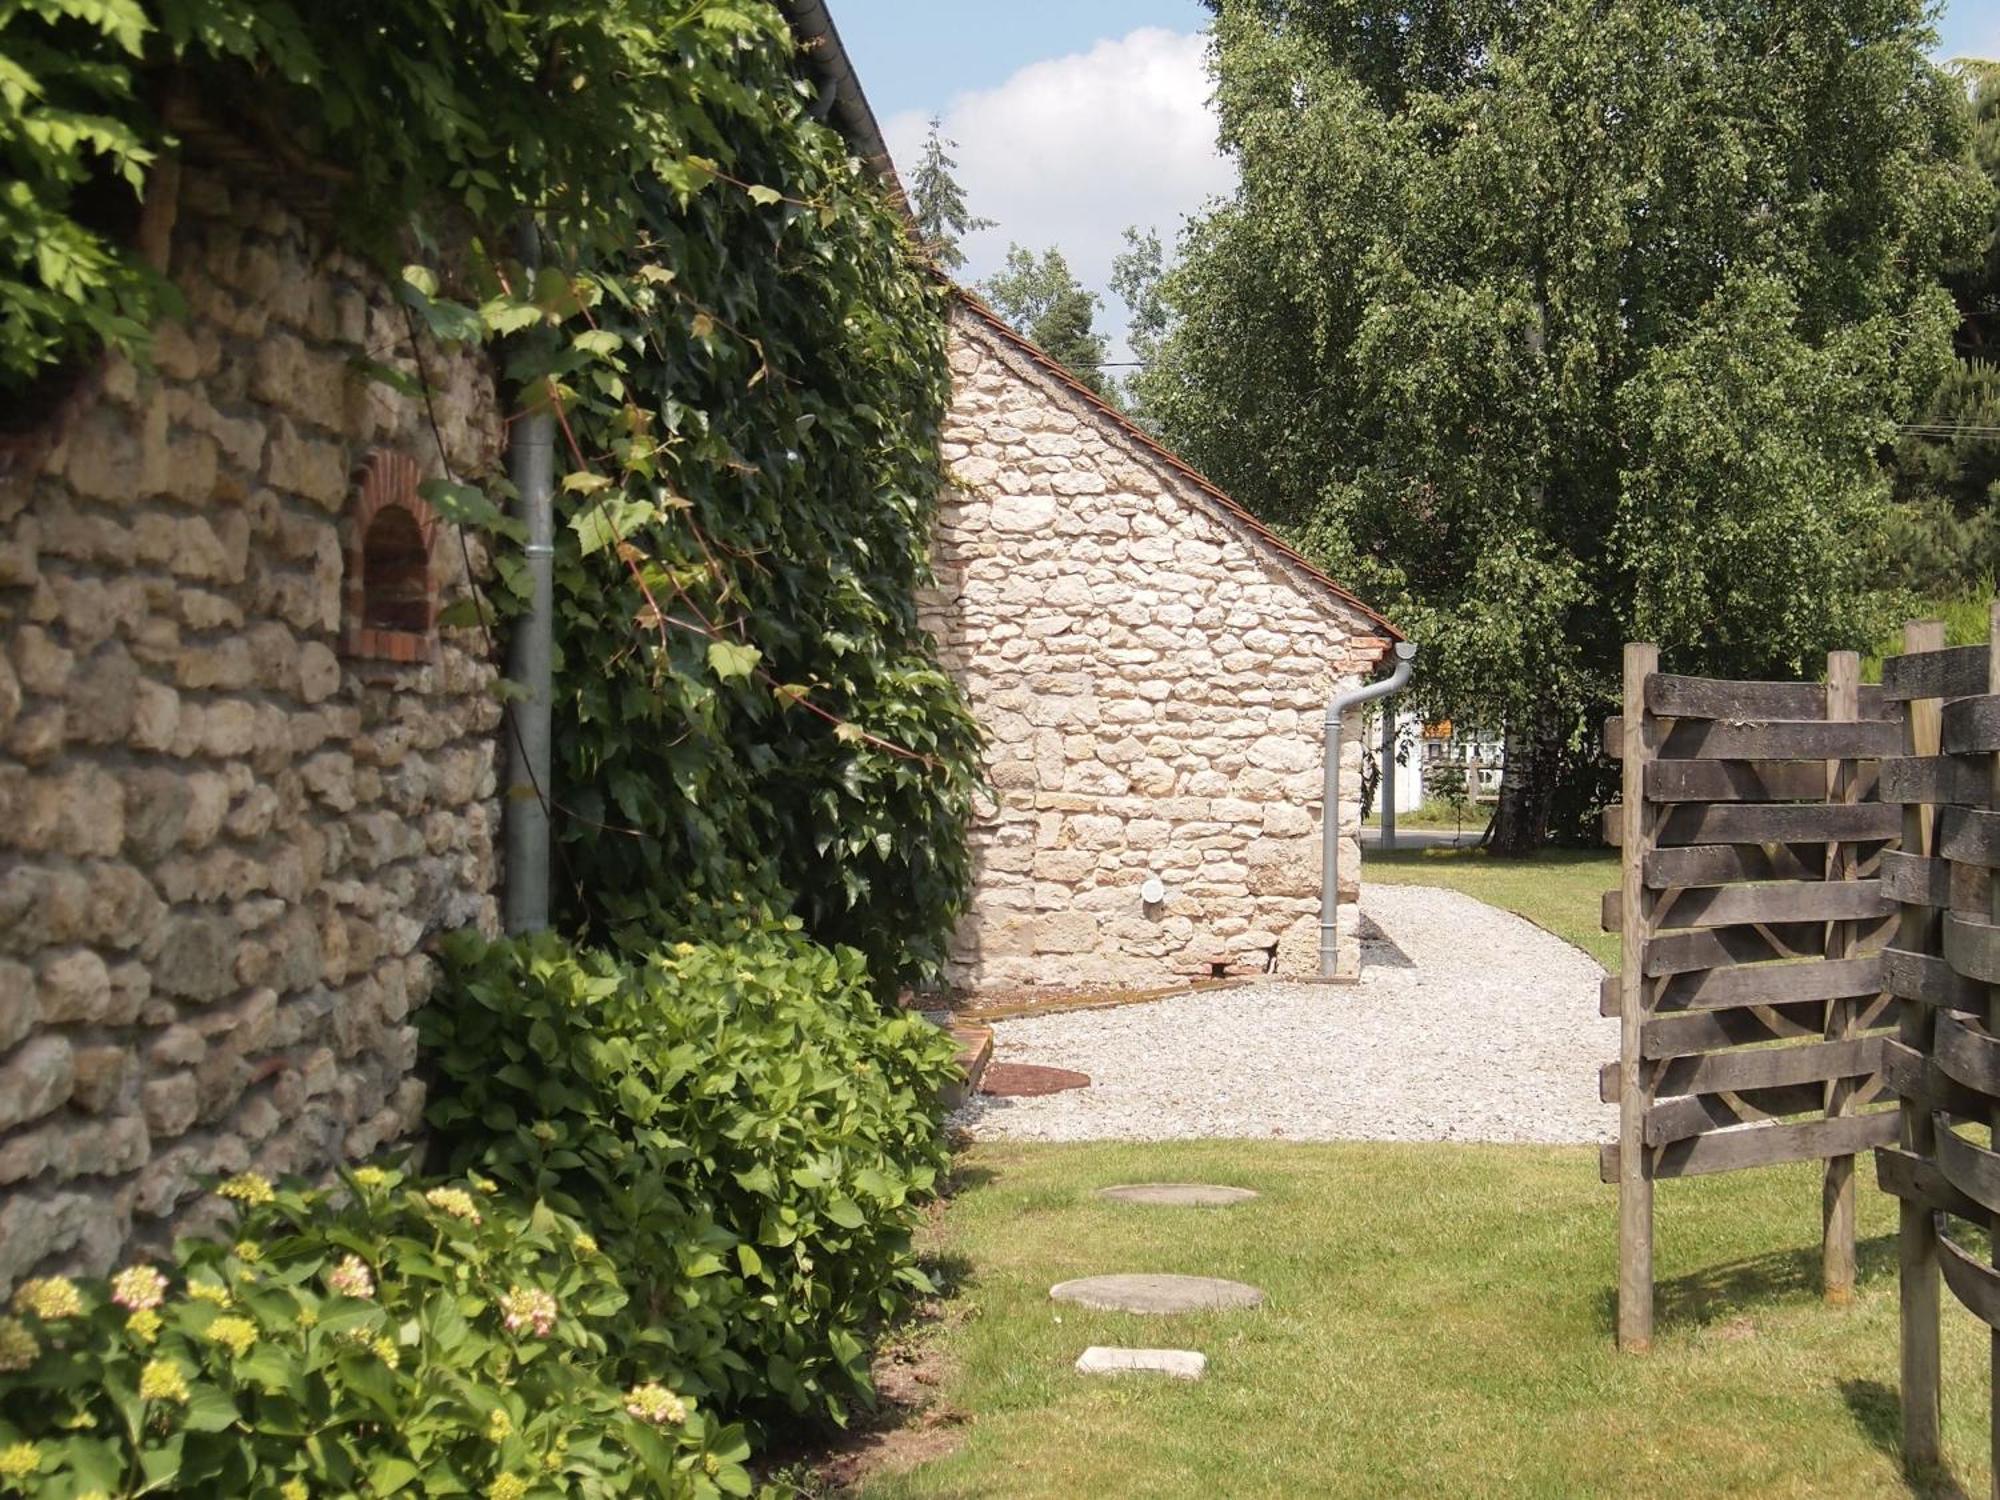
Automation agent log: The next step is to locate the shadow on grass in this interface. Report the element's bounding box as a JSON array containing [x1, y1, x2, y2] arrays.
[[1841, 1378, 1972, 1500], [1596, 1234, 1897, 1333]]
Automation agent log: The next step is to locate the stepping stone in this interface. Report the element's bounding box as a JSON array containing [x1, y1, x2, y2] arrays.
[[1097, 1184, 1258, 1208], [1075, 1346, 1207, 1381], [1050, 1274, 1264, 1313], [980, 1062, 1090, 1097]]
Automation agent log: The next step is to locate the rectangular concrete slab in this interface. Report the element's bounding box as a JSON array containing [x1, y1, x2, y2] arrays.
[[1074, 1347, 1207, 1381]]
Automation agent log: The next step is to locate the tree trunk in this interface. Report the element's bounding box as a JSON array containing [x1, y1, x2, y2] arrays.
[[1490, 708, 1562, 855]]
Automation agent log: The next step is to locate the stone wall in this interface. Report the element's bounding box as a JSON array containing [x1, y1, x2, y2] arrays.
[[0, 162, 504, 1289], [922, 302, 1395, 992]]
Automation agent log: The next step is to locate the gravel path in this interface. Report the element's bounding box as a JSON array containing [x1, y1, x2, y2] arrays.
[[953, 884, 1615, 1144]]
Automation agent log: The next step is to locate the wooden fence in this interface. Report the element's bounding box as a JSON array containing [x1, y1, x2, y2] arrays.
[[1603, 643, 1904, 1351], [1870, 617, 1995, 1475]]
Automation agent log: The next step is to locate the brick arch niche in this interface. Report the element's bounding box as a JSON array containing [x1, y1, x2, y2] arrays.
[[343, 450, 440, 663]]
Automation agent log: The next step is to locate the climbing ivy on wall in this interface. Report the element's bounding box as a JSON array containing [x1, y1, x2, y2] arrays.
[[2, 0, 982, 990]]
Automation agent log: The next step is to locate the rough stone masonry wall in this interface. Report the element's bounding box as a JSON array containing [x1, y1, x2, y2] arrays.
[[0, 164, 504, 1290], [922, 307, 1392, 992]]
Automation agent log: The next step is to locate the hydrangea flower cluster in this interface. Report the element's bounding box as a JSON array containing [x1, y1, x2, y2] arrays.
[[0, 1443, 38, 1480], [497, 1286, 557, 1338], [623, 1383, 688, 1426], [208, 1316, 259, 1357], [217, 1173, 276, 1205], [327, 1255, 375, 1300], [138, 1358, 190, 1404], [111, 1265, 168, 1311], [425, 1187, 483, 1224], [12, 1277, 82, 1320], [0, 1317, 38, 1372]]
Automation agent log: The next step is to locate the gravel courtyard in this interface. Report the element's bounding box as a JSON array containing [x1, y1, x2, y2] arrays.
[[954, 883, 1615, 1144]]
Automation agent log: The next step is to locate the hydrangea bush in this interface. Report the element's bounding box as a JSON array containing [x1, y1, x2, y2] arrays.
[[423, 917, 961, 1425], [0, 1167, 755, 1499]]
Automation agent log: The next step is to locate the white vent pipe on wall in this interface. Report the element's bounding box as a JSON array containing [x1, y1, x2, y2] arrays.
[[1319, 641, 1417, 978]]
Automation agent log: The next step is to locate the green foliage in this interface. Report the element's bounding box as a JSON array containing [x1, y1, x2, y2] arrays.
[[421, 919, 960, 1429], [908, 116, 993, 274], [0, 0, 159, 392], [981, 244, 1113, 400], [2, 0, 982, 991], [0, 1166, 754, 1498], [1145, 0, 1993, 845], [1886, 62, 2000, 598]]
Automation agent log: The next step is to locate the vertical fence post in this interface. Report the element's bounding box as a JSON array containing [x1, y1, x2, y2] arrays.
[[1618, 642, 1660, 1352], [1898, 617, 1945, 1474], [1822, 650, 1860, 1302], [1988, 602, 2000, 1499]]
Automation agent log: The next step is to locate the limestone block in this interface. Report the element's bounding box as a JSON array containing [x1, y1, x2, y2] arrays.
[[70, 1046, 133, 1115], [0, 961, 35, 1052], [1033, 912, 1100, 954], [0, 1036, 74, 1131], [37, 950, 110, 1024]]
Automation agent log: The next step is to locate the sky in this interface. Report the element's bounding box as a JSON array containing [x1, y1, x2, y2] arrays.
[[833, 0, 2000, 363]]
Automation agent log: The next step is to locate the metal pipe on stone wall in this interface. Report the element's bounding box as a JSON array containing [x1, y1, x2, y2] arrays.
[[1320, 641, 1417, 978], [502, 221, 556, 935]]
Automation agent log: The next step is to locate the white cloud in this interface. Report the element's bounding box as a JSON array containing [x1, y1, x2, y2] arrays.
[[882, 27, 1236, 363]]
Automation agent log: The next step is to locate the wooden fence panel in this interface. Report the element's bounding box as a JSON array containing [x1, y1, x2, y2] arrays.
[[1605, 646, 1900, 1352]]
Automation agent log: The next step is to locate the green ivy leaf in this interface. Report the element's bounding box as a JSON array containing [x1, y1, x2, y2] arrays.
[[706, 640, 761, 682]]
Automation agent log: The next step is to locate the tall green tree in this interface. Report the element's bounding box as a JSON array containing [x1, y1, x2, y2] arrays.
[[907, 115, 993, 273], [1151, 0, 1990, 851], [982, 243, 1114, 398], [1887, 61, 2000, 596], [1110, 224, 1169, 422]]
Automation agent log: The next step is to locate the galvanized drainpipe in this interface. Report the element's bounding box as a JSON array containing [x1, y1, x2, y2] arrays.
[[502, 221, 556, 935], [1319, 641, 1418, 978]]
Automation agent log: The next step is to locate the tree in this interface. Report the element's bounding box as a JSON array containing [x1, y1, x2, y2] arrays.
[[1143, 0, 1991, 852], [982, 243, 1114, 399], [907, 115, 992, 273], [1887, 61, 2000, 598], [1110, 225, 1169, 421]]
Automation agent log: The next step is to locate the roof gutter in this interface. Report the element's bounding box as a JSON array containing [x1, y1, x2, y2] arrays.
[[773, 0, 913, 222]]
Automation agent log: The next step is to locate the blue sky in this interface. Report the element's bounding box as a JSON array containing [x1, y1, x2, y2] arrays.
[[834, 0, 2000, 360]]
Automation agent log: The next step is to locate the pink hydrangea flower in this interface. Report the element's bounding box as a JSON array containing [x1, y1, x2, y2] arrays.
[[110, 1265, 168, 1312], [326, 1256, 375, 1300], [497, 1286, 557, 1339]]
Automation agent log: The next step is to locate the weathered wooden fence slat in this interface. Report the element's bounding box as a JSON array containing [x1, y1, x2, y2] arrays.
[[1938, 694, 2000, 756], [1881, 644, 1988, 703], [1644, 1078, 1889, 1148], [1639, 1001, 1831, 1059], [1880, 756, 1987, 806], [1654, 801, 1902, 848], [1884, 947, 1985, 1011], [1616, 880, 1891, 931], [1937, 805, 2000, 868], [1643, 843, 1824, 889], [1645, 759, 1847, 803], [1600, 1110, 1898, 1183], [1877, 1146, 1986, 1221], [1933, 1010, 2000, 1096], [1880, 850, 1952, 908]]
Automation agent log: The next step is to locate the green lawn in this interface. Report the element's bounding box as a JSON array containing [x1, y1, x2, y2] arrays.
[[857, 1142, 1990, 1500], [1365, 844, 1620, 967]]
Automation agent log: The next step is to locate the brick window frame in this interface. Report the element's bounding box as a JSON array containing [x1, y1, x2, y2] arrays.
[[342, 449, 440, 663]]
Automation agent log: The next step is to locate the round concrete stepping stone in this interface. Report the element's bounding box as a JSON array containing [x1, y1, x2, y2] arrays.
[[1050, 1273, 1264, 1313], [1096, 1183, 1259, 1207], [1075, 1346, 1207, 1380]]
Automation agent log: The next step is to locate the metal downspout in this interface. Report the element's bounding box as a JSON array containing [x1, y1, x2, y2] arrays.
[[1320, 641, 1417, 978], [503, 221, 555, 935]]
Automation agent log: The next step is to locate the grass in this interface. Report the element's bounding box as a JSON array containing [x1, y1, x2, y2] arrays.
[[857, 1142, 1991, 1500], [1363, 797, 1496, 831], [1364, 843, 1620, 966]]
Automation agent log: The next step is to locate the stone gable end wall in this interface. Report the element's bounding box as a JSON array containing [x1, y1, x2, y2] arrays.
[[0, 164, 504, 1290], [923, 308, 1391, 992]]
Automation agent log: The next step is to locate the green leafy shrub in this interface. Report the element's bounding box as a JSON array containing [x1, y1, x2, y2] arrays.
[[0, 1166, 754, 1498], [422, 919, 959, 1426]]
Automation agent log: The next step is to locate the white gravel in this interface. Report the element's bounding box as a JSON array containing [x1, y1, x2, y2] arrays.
[[954, 884, 1616, 1144]]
